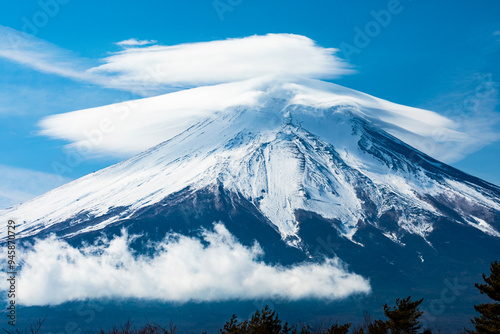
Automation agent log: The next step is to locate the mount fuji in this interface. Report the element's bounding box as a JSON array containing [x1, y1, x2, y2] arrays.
[[2, 77, 499, 331]]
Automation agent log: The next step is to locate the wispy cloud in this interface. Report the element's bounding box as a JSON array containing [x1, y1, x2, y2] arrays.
[[416, 73, 500, 162], [0, 26, 94, 82], [3, 224, 371, 306], [116, 38, 157, 47], [0, 164, 71, 210]]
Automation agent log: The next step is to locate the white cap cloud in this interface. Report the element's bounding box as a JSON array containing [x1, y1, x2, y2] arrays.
[[1, 223, 371, 306], [38, 76, 497, 163], [0, 26, 351, 95], [91, 34, 351, 91]]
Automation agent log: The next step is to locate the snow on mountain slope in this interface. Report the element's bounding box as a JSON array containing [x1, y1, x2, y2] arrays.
[[1, 78, 500, 244]]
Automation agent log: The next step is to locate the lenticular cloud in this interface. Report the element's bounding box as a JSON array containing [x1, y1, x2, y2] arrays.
[[90, 34, 352, 90], [0, 27, 351, 95], [3, 223, 370, 306]]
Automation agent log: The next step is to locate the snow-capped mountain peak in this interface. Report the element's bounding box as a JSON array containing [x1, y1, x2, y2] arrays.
[[2, 78, 499, 246]]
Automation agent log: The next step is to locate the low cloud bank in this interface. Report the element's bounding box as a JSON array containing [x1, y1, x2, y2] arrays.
[[1, 224, 370, 306]]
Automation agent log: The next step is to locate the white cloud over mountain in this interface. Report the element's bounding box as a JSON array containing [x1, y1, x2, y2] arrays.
[[0, 26, 350, 95], [38, 76, 497, 163], [90, 34, 351, 92]]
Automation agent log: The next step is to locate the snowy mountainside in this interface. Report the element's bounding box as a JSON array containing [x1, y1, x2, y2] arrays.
[[1, 78, 499, 247]]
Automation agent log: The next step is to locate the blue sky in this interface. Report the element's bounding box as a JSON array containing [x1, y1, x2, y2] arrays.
[[0, 0, 499, 209]]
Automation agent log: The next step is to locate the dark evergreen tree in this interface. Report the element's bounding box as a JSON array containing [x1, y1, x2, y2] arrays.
[[221, 314, 245, 334], [383, 296, 424, 334], [324, 323, 351, 334], [466, 260, 500, 333], [219, 306, 352, 334], [220, 306, 283, 334], [367, 319, 389, 334], [247, 306, 282, 334]]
